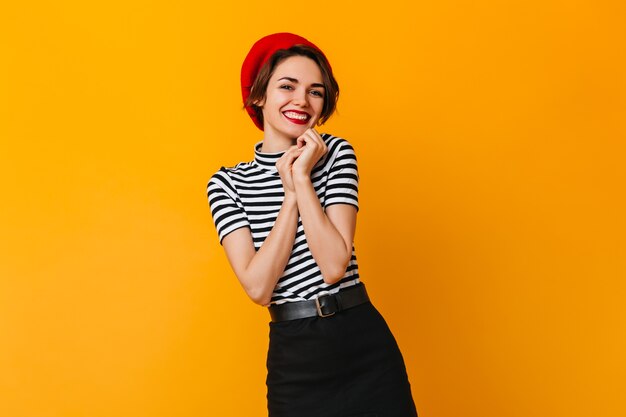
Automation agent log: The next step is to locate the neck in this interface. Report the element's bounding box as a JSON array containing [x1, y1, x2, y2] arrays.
[[260, 128, 297, 153]]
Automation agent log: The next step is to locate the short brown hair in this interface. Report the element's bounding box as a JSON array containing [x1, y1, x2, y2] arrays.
[[244, 45, 339, 128]]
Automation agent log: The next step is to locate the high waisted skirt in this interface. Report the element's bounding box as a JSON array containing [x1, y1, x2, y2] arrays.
[[266, 297, 418, 417]]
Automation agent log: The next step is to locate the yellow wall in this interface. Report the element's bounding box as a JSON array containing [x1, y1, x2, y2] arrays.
[[2, 1, 625, 416]]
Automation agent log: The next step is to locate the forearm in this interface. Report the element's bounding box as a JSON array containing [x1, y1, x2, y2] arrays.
[[293, 175, 352, 283], [239, 195, 299, 305]]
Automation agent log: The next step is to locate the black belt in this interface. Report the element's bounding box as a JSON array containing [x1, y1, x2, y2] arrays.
[[268, 283, 370, 322]]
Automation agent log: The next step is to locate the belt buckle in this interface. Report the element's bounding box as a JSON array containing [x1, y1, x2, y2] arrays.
[[315, 293, 337, 317]]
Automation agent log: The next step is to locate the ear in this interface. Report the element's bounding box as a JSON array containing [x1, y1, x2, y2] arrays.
[[253, 97, 265, 107]]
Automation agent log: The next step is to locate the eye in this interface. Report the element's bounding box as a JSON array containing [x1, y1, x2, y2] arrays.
[[310, 90, 324, 98], [279, 84, 294, 90]]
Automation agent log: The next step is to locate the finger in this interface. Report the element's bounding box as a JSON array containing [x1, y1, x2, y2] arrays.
[[311, 129, 326, 149], [281, 144, 300, 154], [311, 128, 324, 142], [306, 128, 323, 144], [302, 129, 325, 153], [310, 129, 327, 153], [278, 145, 302, 158], [296, 135, 307, 149], [277, 147, 303, 167], [286, 146, 304, 159], [306, 114, 318, 129], [298, 130, 318, 148]]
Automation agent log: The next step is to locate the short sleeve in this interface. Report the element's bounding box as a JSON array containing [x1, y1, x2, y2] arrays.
[[207, 169, 251, 245], [324, 140, 359, 211]]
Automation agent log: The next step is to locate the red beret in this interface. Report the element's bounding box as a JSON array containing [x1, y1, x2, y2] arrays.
[[241, 33, 330, 131]]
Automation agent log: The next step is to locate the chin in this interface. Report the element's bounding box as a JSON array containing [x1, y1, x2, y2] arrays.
[[282, 124, 310, 138]]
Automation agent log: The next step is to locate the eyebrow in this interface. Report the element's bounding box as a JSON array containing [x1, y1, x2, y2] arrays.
[[277, 77, 325, 89]]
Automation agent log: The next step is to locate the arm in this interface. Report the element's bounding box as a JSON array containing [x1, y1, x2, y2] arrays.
[[292, 177, 356, 283], [219, 146, 304, 306], [292, 130, 357, 284], [221, 195, 298, 306]]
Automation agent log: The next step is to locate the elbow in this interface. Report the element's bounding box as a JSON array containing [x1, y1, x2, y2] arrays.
[[245, 286, 272, 306], [320, 254, 352, 285], [238, 272, 274, 306], [319, 245, 353, 285], [321, 265, 349, 285]]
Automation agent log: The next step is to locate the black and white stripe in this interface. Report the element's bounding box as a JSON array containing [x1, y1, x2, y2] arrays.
[[207, 134, 360, 304]]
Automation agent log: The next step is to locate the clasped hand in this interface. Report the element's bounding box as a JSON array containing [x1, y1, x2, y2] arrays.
[[275, 128, 328, 195]]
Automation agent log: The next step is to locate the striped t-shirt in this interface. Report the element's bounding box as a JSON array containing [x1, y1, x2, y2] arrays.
[[207, 133, 360, 305]]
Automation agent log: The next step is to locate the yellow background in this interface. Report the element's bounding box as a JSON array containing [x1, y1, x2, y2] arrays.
[[2, 1, 625, 416]]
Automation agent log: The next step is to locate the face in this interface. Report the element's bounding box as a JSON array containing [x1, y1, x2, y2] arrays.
[[257, 55, 325, 142]]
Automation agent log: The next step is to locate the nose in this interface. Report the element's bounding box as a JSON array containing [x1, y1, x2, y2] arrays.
[[291, 87, 309, 107]]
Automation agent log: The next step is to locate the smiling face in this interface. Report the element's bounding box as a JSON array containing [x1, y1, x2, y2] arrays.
[[257, 55, 325, 143]]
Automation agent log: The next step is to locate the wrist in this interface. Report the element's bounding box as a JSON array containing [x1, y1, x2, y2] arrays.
[[283, 192, 298, 206], [292, 171, 311, 185]]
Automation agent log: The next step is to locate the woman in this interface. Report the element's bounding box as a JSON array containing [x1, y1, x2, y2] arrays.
[[207, 32, 418, 417]]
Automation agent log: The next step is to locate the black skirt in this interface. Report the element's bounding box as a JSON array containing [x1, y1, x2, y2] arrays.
[[266, 294, 418, 417]]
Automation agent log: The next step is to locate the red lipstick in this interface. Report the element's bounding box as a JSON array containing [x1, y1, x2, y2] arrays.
[[282, 110, 311, 125]]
